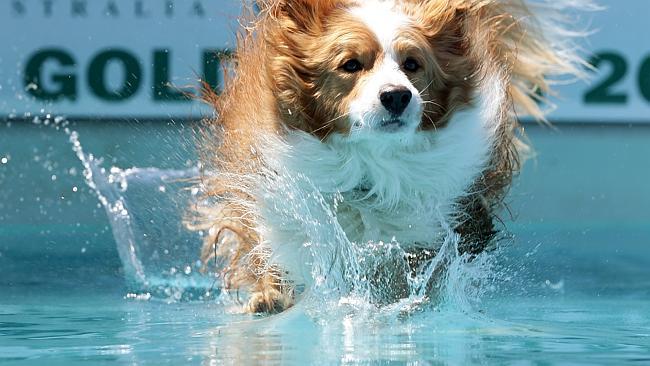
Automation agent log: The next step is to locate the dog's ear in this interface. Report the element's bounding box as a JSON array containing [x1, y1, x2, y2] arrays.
[[411, 1, 471, 82], [410, 1, 470, 56]]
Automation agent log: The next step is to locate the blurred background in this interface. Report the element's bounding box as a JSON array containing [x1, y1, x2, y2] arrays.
[[0, 0, 648, 292]]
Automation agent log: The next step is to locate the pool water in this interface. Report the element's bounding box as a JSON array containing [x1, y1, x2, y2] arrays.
[[1, 122, 649, 365], [2, 235, 649, 365]]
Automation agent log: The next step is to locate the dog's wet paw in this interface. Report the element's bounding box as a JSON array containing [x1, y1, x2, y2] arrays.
[[246, 288, 293, 314]]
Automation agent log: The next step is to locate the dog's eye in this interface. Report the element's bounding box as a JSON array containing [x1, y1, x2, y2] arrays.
[[403, 58, 420, 72], [341, 59, 363, 73]]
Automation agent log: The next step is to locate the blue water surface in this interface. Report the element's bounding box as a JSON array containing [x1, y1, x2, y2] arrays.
[[2, 233, 649, 365]]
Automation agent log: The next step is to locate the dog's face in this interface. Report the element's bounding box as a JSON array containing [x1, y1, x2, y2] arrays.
[[270, 0, 475, 141]]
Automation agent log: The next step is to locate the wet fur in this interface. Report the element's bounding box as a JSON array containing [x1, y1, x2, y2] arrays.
[[186, 0, 590, 313]]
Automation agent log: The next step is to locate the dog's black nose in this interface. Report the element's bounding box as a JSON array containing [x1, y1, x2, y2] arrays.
[[379, 87, 412, 115]]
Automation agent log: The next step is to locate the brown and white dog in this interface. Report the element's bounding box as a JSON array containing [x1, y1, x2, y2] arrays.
[[188, 0, 591, 313]]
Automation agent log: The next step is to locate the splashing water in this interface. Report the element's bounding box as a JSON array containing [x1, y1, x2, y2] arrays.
[[68, 129, 219, 301], [67, 126, 497, 316], [248, 167, 497, 319]]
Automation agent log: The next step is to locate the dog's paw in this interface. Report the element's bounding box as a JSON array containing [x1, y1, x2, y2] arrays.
[[245, 288, 293, 314]]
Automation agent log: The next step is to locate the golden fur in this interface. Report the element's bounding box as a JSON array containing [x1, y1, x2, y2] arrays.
[[186, 0, 588, 313]]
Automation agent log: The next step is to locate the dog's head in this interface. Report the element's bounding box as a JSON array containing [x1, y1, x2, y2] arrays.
[[267, 0, 477, 142]]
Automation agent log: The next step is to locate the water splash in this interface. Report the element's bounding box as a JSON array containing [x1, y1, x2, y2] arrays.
[[68, 129, 218, 301], [248, 160, 497, 319], [66, 124, 496, 313], [69, 130, 145, 284], [303, 221, 496, 320]]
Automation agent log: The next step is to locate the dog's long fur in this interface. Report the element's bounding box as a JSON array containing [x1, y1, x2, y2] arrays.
[[186, 0, 591, 313]]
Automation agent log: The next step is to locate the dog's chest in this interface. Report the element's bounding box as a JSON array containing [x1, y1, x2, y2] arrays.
[[334, 182, 448, 247]]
